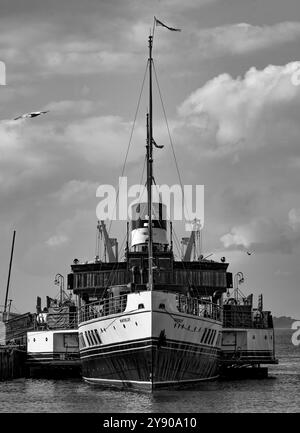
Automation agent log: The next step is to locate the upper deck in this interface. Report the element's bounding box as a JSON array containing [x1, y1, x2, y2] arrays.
[[67, 251, 232, 299]]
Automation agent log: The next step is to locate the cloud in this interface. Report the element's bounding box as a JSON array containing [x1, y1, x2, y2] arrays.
[[220, 209, 300, 254], [178, 61, 300, 155], [195, 22, 300, 57], [0, 108, 148, 200], [52, 179, 99, 205], [44, 100, 103, 116], [46, 234, 69, 247], [288, 208, 300, 230], [36, 45, 138, 76], [64, 115, 145, 166], [0, 21, 140, 84]]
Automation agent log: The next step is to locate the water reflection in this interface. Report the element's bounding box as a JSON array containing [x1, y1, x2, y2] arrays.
[[0, 330, 300, 413]]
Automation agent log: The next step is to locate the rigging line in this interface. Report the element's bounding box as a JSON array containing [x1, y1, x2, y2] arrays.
[[107, 60, 149, 237], [152, 61, 193, 226]]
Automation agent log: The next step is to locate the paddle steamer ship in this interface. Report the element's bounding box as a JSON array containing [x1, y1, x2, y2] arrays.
[[66, 31, 234, 390]]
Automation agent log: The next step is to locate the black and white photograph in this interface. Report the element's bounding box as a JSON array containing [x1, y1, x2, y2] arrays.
[[0, 0, 300, 420]]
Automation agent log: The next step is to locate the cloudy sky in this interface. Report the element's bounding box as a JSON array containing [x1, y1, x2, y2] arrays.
[[1, 0, 300, 318]]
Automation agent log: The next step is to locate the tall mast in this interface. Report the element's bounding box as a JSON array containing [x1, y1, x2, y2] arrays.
[[147, 34, 154, 291], [4, 230, 16, 319]]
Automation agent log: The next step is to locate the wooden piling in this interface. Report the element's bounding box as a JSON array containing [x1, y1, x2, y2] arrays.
[[0, 346, 26, 381]]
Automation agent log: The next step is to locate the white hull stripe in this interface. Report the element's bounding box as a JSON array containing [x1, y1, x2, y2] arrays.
[[80, 343, 219, 360], [80, 336, 220, 355], [82, 375, 219, 386], [80, 309, 221, 327]]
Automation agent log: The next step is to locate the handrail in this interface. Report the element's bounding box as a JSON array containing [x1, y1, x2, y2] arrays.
[[78, 292, 222, 324], [223, 310, 273, 329], [78, 294, 128, 324], [176, 294, 222, 321], [34, 312, 78, 330]]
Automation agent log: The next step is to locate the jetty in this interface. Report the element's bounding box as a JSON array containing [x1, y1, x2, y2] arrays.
[[0, 311, 34, 380]]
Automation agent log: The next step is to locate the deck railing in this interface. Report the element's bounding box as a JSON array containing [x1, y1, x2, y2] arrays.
[[176, 295, 222, 321], [78, 292, 222, 324], [223, 310, 273, 329], [34, 312, 78, 330], [78, 295, 128, 323]]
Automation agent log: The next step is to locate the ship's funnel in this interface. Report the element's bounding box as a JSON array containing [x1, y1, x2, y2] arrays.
[[130, 202, 168, 251]]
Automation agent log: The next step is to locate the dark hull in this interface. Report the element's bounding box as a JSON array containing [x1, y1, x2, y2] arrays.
[[26, 352, 81, 378], [81, 337, 220, 390], [221, 350, 277, 365]]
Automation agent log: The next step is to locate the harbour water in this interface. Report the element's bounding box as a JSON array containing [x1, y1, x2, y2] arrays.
[[0, 329, 299, 413]]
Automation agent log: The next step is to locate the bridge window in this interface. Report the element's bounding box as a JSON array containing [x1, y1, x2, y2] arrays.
[[138, 303, 144, 309], [159, 303, 165, 309]]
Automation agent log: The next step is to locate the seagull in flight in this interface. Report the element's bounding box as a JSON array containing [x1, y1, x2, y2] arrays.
[[246, 250, 254, 255], [14, 110, 49, 120]]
